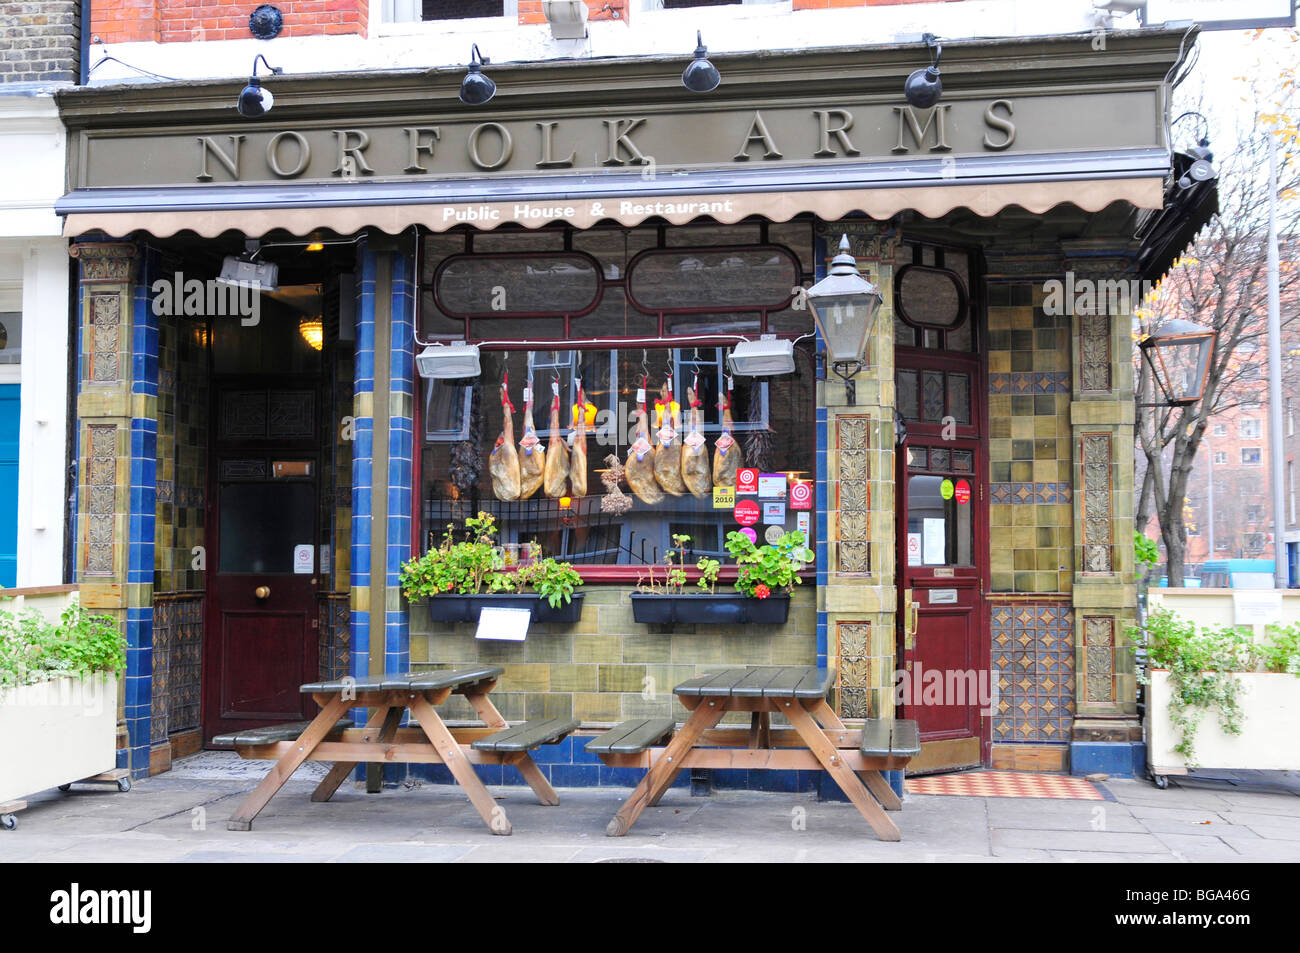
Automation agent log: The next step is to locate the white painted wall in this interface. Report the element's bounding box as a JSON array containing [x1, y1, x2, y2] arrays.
[[0, 93, 70, 588], [86, 0, 1134, 85]]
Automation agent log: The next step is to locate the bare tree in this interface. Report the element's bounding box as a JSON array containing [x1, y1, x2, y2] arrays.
[[1135, 69, 1300, 585]]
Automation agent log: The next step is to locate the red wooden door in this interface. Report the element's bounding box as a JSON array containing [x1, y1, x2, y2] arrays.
[[892, 238, 989, 773], [202, 382, 322, 745]]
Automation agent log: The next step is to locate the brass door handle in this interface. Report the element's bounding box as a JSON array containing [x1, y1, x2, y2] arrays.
[[254, 586, 271, 600], [911, 600, 919, 638]]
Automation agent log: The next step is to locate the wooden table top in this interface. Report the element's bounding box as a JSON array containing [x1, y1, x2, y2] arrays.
[[673, 666, 836, 700], [299, 666, 504, 695]]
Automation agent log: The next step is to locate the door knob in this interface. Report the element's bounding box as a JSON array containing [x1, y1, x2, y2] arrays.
[[254, 586, 271, 600]]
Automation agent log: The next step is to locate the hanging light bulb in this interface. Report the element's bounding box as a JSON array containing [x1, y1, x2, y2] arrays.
[[237, 54, 283, 118], [903, 34, 943, 109]]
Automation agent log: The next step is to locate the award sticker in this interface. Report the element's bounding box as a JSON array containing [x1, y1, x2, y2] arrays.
[[940, 478, 955, 501], [764, 525, 786, 545], [734, 499, 761, 526], [713, 485, 735, 509]]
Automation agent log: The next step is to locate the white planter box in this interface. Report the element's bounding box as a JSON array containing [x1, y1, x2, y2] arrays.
[[1147, 670, 1300, 775], [0, 674, 118, 804]]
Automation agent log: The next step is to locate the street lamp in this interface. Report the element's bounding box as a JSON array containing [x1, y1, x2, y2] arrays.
[[806, 234, 884, 405], [1138, 318, 1216, 407]]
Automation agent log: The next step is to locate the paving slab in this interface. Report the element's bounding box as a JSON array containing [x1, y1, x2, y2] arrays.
[[991, 828, 1169, 854]]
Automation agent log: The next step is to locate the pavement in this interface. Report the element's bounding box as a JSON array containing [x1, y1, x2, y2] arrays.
[[1, 754, 1298, 862]]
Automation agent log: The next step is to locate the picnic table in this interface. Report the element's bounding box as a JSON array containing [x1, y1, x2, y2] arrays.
[[217, 666, 577, 835], [589, 666, 919, 841]]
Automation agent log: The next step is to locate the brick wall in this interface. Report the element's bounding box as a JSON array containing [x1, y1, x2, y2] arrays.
[[92, 0, 369, 45], [0, 1, 81, 84]]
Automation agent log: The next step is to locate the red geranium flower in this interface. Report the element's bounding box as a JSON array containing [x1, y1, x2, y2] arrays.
[[754, 584, 771, 600]]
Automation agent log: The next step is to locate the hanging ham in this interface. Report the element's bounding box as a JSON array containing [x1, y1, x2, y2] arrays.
[[712, 386, 744, 487], [570, 381, 589, 498], [652, 380, 687, 496], [489, 378, 521, 501], [681, 383, 711, 497], [517, 382, 544, 500], [625, 386, 663, 505], [543, 390, 570, 498]]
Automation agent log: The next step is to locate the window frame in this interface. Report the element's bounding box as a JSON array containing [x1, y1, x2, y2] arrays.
[[414, 220, 820, 583], [1242, 447, 1263, 467]]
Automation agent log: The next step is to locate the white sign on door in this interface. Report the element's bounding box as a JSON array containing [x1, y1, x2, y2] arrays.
[[293, 544, 314, 574]]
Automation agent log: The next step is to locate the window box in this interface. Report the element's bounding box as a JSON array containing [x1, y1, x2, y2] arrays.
[[425, 591, 585, 624], [629, 592, 789, 625]]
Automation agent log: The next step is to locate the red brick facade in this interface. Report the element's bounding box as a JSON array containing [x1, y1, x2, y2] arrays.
[[93, 0, 369, 44]]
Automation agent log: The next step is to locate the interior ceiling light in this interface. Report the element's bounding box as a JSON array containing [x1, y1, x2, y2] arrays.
[[298, 316, 324, 351], [459, 44, 496, 106], [903, 33, 942, 109], [237, 54, 283, 118], [681, 31, 721, 93]]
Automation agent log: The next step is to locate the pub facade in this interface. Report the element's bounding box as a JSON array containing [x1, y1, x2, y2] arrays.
[[55, 28, 1211, 783]]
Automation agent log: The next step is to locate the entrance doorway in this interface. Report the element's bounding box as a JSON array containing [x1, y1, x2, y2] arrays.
[[892, 239, 989, 773], [202, 284, 329, 744]]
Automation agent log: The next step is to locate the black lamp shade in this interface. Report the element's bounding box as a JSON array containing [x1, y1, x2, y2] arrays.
[[682, 32, 720, 93], [237, 78, 273, 117], [904, 66, 942, 109], [459, 63, 496, 106]]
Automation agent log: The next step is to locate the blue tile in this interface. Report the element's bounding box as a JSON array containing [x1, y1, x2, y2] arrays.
[[709, 769, 750, 790], [527, 736, 574, 764], [549, 764, 600, 787], [598, 766, 648, 788]]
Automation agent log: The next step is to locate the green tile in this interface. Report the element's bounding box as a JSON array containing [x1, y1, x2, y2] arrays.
[[1011, 396, 1033, 417], [622, 633, 672, 663], [574, 634, 622, 664], [598, 663, 647, 693], [548, 663, 598, 693], [525, 693, 572, 719], [524, 633, 573, 663]]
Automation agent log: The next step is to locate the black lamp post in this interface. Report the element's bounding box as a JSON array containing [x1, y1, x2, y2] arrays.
[[1139, 318, 1216, 407], [806, 234, 884, 406]]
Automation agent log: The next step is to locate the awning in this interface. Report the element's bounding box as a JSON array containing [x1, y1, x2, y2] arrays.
[[58, 148, 1169, 239]]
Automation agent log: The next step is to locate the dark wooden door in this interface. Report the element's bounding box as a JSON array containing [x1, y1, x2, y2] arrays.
[[203, 383, 322, 745]]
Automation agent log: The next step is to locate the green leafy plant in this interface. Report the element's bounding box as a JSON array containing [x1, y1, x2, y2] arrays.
[[1131, 608, 1300, 765], [524, 557, 585, 609], [724, 530, 814, 599], [696, 557, 721, 594], [398, 513, 583, 607], [0, 602, 126, 689]]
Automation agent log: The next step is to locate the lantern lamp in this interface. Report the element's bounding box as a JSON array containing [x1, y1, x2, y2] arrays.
[[1139, 318, 1216, 407], [806, 234, 884, 405]]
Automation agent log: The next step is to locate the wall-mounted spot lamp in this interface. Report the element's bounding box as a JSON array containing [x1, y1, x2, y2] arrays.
[[459, 44, 496, 106], [903, 33, 942, 109], [681, 31, 721, 93], [237, 54, 283, 118]]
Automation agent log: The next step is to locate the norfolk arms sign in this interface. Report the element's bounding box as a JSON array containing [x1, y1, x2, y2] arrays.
[[74, 90, 1162, 190]]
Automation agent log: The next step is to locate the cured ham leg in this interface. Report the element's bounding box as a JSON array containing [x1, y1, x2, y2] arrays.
[[712, 387, 744, 487], [518, 382, 544, 500], [653, 381, 687, 496], [489, 378, 521, 501], [543, 391, 570, 498], [570, 382, 589, 498], [626, 388, 663, 505], [681, 383, 711, 497]]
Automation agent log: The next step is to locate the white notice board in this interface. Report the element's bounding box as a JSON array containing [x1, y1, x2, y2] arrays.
[[476, 606, 532, 641]]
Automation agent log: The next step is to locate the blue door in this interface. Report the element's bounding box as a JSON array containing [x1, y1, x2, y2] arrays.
[[0, 384, 18, 587]]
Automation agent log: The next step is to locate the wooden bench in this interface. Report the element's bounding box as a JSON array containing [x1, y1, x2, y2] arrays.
[[585, 718, 677, 755], [213, 719, 354, 749], [859, 718, 921, 760], [472, 717, 580, 753]]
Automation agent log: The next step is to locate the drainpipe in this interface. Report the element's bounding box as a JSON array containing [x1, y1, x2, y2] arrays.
[[79, 0, 90, 85]]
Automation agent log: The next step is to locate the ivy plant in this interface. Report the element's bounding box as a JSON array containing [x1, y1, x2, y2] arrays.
[[1132, 608, 1300, 765], [0, 602, 126, 690]]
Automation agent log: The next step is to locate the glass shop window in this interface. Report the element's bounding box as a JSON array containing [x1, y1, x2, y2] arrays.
[[417, 221, 818, 571], [904, 444, 974, 567], [384, 0, 517, 23]]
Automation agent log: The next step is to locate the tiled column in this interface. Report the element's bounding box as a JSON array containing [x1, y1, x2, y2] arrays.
[[385, 249, 416, 674], [814, 222, 900, 726], [1062, 239, 1142, 775], [70, 241, 158, 779], [349, 242, 376, 683]]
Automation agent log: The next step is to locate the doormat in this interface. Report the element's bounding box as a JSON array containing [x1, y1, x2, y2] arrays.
[[905, 771, 1103, 800]]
